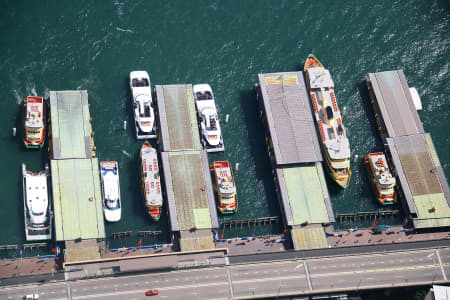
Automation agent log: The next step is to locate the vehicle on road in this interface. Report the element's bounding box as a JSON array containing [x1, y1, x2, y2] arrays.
[[146, 289, 159, 296], [24, 294, 39, 300]]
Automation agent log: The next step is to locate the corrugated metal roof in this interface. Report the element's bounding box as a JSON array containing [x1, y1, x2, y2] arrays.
[[387, 134, 450, 228], [49, 90, 93, 159], [155, 85, 202, 152], [276, 163, 333, 226], [161, 150, 217, 231], [258, 72, 322, 165], [51, 158, 105, 241], [368, 70, 424, 137], [291, 226, 328, 250]]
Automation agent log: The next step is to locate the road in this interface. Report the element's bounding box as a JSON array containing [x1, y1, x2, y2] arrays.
[[1, 247, 449, 300]]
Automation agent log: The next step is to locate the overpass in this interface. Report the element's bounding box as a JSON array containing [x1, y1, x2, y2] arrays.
[[1, 241, 449, 299]]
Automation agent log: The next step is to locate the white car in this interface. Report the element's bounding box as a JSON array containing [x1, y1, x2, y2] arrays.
[[129, 71, 156, 139], [25, 294, 39, 300]]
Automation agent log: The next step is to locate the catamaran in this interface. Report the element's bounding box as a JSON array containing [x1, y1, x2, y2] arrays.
[[193, 84, 224, 152], [365, 153, 396, 205], [304, 54, 351, 188], [139, 141, 163, 221], [100, 161, 121, 222], [23, 96, 46, 149], [22, 163, 51, 241], [210, 161, 237, 214], [129, 71, 156, 139]]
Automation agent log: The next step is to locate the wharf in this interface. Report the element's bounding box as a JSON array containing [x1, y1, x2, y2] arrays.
[[367, 70, 450, 229], [156, 85, 218, 252], [255, 72, 334, 250], [49, 90, 104, 262]]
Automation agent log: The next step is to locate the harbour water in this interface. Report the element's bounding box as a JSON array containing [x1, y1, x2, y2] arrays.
[[0, 1, 449, 257]]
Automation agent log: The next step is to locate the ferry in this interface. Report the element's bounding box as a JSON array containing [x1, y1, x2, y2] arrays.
[[100, 161, 121, 222], [129, 71, 156, 139], [139, 141, 163, 221], [364, 153, 396, 205], [22, 163, 51, 241], [193, 84, 224, 152], [304, 54, 351, 188], [23, 96, 46, 149], [210, 161, 237, 214]]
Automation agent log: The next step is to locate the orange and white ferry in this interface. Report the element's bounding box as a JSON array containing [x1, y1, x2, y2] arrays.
[[23, 96, 46, 149], [211, 161, 237, 214], [139, 141, 163, 221], [364, 152, 396, 205], [304, 55, 351, 188]]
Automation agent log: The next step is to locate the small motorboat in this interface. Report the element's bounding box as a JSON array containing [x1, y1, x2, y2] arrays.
[[193, 84, 224, 152], [210, 161, 237, 214], [140, 141, 163, 221], [365, 152, 396, 205], [22, 163, 51, 241], [130, 71, 156, 139], [100, 161, 121, 222], [23, 96, 46, 149]]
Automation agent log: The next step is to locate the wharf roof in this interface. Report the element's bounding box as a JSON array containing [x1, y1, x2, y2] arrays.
[[51, 158, 105, 241], [386, 134, 450, 229], [49, 90, 93, 159], [276, 162, 334, 226], [368, 70, 424, 137], [161, 150, 218, 232], [257, 72, 322, 165], [156, 84, 202, 152]]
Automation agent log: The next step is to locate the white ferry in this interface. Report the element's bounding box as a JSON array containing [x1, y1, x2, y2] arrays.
[[100, 161, 121, 222], [210, 161, 237, 214], [304, 55, 351, 188], [129, 71, 156, 139], [193, 84, 224, 152], [365, 152, 396, 205], [22, 163, 51, 241], [140, 141, 163, 221], [23, 96, 46, 149]]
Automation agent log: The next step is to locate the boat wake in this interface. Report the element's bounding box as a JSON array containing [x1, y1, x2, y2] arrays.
[[121, 149, 131, 157], [116, 27, 133, 33]]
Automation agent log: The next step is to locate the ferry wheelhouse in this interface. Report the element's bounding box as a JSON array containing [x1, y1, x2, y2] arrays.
[[211, 161, 237, 214], [304, 55, 351, 188], [140, 141, 163, 221], [365, 152, 396, 205], [23, 96, 46, 149]]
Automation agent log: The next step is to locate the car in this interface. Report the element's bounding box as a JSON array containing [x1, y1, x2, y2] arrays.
[[24, 294, 39, 300], [146, 289, 159, 296]]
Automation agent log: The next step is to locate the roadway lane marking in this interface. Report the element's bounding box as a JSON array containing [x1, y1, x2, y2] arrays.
[[304, 261, 313, 291], [436, 249, 447, 281], [310, 263, 449, 278], [226, 267, 234, 299], [67, 283, 72, 300], [295, 263, 303, 269]]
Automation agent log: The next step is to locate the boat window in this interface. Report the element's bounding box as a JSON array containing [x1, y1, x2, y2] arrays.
[[196, 91, 213, 100], [132, 78, 149, 87], [326, 106, 333, 120]]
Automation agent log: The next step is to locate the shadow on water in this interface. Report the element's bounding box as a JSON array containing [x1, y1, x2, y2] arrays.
[[357, 80, 384, 150], [238, 89, 281, 219]]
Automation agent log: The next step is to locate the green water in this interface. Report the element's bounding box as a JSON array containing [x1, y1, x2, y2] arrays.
[[0, 1, 449, 257]]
